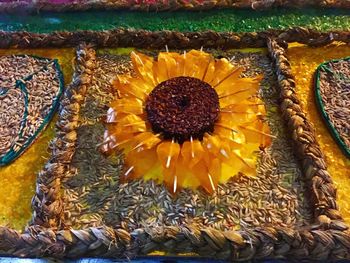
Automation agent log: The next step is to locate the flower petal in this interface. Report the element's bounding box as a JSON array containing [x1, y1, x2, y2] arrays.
[[110, 114, 147, 134], [156, 52, 186, 81], [164, 155, 191, 194], [156, 140, 181, 170], [214, 67, 244, 90], [110, 98, 144, 115], [131, 132, 161, 151], [131, 51, 156, 86], [156, 140, 181, 191], [181, 138, 205, 169], [113, 75, 152, 100], [123, 148, 159, 181], [206, 58, 235, 86], [238, 119, 272, 146], [192, 160, 218, 194], [218, 79, 262, 108], [183, 50, 212, 80]]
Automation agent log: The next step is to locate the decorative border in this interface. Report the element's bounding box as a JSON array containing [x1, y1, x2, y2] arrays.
[[267, 38, 342, 222], [0, 28, 349, 260], [31, 44, 95, 229], [0, 0, 349, 12], [0, 28, 348, 49], [314, 57, 350, 158]]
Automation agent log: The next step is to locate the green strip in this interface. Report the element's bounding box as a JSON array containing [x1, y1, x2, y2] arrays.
[[0, 8, 349, 33], [315, 57, 350, 159]]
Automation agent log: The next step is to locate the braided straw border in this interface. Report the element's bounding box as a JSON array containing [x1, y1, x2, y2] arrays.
[[267, 38, 343, 222], [0, 28, 349, 259], [0, 28, 348, 49], [0, 0, 349, 12], [31, 44, 96, 229]]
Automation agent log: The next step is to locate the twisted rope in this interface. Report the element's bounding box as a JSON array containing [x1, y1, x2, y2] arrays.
[[0, 0, 349, 13], [0, 225, 349, 259], [0, 28, 348, 50], [267, 38, 343, 223], [30, 44, 96, 229]]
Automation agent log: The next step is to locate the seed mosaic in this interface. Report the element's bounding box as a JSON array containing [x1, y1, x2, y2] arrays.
[[0, 55, 62, 164], [62, 50, 311, 231], [318, 59, 350, 151]]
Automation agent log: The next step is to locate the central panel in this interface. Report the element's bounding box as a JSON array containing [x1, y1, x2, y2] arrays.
[[61, 48, 311, 232]]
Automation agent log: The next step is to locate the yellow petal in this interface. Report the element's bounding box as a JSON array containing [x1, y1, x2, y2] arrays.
[[156, 52, 186, 81], [164, 156, 190, 194], [220, 149, 250, 174], [112, 114, 147, 134], [153, 56, 169, 84], [157, 140, 181, 170], [214, 67, 244, 90], [218, 85, 261, 109], [181, 138, 205, 169], [202, 133, 252, 178], [208, 157, 221, 183], [181, 163, 201, 189], [222, 102, 263, 122], [203, 59, 216, 83], [238, 156, 257, 176], [123, 148, 159, 181], [143, 164, 162, 183], [102, 128, 138, 154], [213, 124, 235, 140], [220, 162, 237, 183], [113, 75, 151, 100], [238, 119, 272, 146], [131, 51, 156, 86], [202, 133, 222, 156], [206, 58, 235, 86], [110, 98, 144, 115], [192, 160, 217, 194], [156, 140, 181, 191], [183, 50, 212, 80], [131, 132, 161, 151]]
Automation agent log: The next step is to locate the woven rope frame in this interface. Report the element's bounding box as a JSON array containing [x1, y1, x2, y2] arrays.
[[0, 27, 349, 260], [0, 0, 349, 12]]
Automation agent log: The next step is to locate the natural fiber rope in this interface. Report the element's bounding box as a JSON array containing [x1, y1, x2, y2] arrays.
[[30, 44, 96, 229], [267, 38, 343, 224], [0, 0, 349, 13], [0, 224, 349, 259], [0, 28, 348, 49]]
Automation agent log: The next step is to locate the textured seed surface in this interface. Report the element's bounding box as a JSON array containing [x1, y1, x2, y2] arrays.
[[0, 48, 75, 230], [0, 55, 61, 163], [288, 43, 350, 224], [146, 76, 219, 143], [62, 49, 311, 231], [318, 59, 350, 150]]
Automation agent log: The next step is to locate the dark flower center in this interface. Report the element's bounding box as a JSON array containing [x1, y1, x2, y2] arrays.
[[145, 76, 220, 143]]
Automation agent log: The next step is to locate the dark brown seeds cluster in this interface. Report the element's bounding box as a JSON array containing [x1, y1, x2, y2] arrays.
[[145, 76, 220, 143]]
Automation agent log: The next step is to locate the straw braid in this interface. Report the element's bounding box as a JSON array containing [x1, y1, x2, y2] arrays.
[[31, 44, 96, 229], [267, 38, 342, 223], [0, 225, 349, 259], [0, 0, 349, 13], [0, 28, 348, 50]]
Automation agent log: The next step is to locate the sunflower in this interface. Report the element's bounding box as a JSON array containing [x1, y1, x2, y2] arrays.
[[101, 50, 271, 194]]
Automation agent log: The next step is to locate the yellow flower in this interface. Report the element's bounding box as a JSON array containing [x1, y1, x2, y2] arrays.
[[102, 50, 271, 194]]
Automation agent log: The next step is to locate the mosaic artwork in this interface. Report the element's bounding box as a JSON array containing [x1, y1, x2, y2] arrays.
[[0, 1, 349, 261]]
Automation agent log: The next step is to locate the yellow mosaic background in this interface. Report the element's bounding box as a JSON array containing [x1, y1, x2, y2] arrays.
[[0, 48, 75, 230], [288, 43, 350, 224]]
